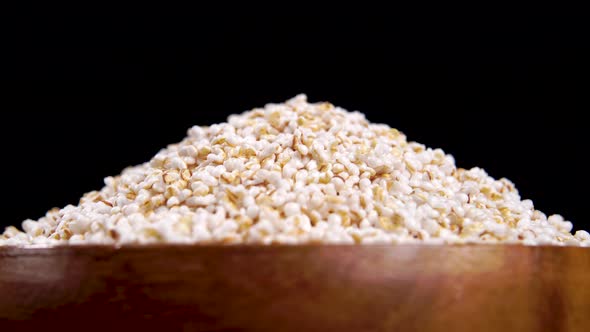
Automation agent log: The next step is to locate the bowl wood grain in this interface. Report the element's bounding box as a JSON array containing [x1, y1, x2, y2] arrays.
[[1, 245, 589, 331]]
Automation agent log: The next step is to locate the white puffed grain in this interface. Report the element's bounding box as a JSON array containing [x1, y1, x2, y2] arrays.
[[1, 94, 587, 247]]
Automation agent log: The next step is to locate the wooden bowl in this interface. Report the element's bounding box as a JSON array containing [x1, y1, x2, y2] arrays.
[[1, 245, 589, 331]]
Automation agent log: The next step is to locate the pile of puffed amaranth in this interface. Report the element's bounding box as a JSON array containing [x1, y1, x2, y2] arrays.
[[2, 95, 589, 246]]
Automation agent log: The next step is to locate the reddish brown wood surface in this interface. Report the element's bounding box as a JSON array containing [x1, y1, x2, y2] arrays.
[[0, 245, 589, 331]]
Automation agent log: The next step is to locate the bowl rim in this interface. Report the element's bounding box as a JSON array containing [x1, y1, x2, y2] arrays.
[[1, 242, 588, 255]]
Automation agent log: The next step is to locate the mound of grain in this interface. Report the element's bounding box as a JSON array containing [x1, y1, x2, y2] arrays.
[[2, 95, 588, 246]]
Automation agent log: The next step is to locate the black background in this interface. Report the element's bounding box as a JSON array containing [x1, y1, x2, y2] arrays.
[[2, 14, 589, 232]]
